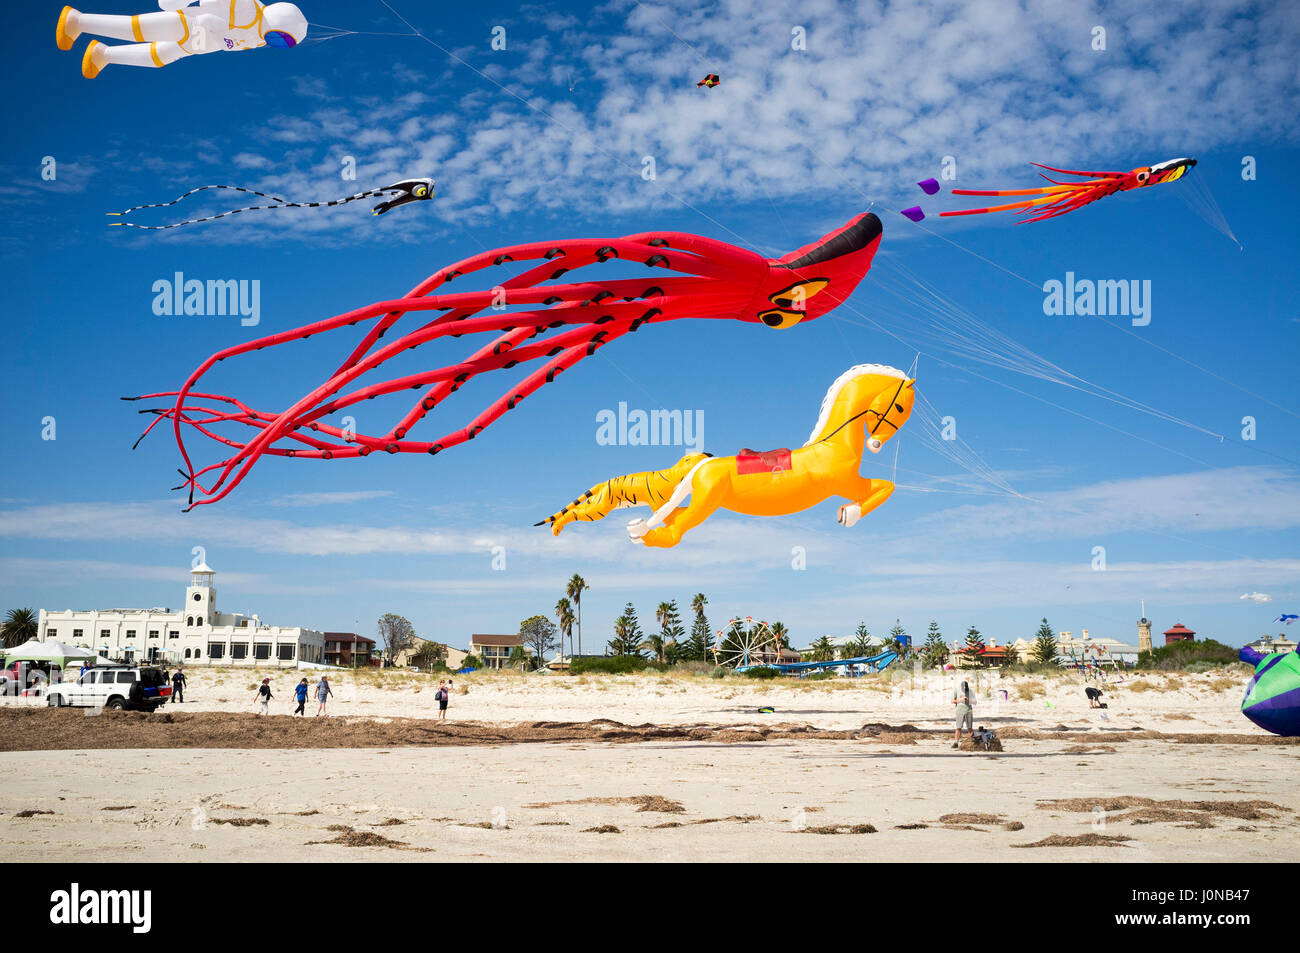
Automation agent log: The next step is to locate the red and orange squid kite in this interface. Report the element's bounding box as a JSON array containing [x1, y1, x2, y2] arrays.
[[129, 211, 884, 509], [940, 157, 1196, 223]]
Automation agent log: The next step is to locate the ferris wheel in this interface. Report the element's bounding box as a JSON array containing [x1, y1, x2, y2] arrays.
[[713, 617, 781, 669]]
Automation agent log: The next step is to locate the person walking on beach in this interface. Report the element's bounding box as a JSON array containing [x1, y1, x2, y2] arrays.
[[254, 678, 273, 715], [171, 666, 186, 704], [435, 680, 449, 720], [315, 675, 333, 716], [952, 679, 973, 748], [292, 677, 309, 716]]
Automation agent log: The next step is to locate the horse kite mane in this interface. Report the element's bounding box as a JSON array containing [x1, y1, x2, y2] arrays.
[[805, 363, 909, 446]]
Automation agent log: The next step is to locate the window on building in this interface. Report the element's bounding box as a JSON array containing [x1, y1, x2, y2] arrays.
[[253, 644, 271, 660], [278, 644, 295, 661], [149, 630, 160, 639], [187, 617, 193, 627], [72, 629, 83, 639], [45, 628, 57, 639], [125, 630, 136, 639], [230, 643, 248, 660], [100, 630, 110, 640], [197, 616, 204, 626], [208, 644, 225, 659], [168, 631, 179, 639]]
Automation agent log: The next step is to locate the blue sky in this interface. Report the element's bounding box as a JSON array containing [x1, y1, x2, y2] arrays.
[[2, 0, 1298, 655]]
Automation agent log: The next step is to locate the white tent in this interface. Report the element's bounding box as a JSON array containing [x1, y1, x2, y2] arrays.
[[3, 639, 98, 666]]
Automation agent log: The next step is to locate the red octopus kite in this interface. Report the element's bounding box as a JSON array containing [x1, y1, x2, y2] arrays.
[[129, 211, 884, 509], [941, 157, 1196, 223]]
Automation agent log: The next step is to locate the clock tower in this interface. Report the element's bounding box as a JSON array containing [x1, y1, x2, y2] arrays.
[[186, 562, 217, 628]]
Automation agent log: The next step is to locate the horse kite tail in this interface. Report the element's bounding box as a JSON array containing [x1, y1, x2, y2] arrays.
[[536, 452, 712, 536]]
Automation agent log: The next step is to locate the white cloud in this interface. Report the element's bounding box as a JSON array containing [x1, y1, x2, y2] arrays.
[[78, 0, 1299, 247], [907, 466, 1300, 545]]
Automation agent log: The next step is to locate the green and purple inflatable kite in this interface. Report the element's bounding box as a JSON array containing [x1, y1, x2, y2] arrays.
[[1240, 646, 1300, 737]]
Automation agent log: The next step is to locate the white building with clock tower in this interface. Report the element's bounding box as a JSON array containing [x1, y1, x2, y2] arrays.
[[38, 561, 326, 667]]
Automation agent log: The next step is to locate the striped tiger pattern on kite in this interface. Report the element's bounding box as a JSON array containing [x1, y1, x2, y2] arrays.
[[537, 452, 711, 534]]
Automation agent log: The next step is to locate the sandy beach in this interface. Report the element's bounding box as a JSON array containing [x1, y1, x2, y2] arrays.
[[1, 667, 1294, 861]]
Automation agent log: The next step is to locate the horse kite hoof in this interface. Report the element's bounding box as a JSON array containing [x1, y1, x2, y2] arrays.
[[838, 503, 862, 527], [626, 518, 649, 540]]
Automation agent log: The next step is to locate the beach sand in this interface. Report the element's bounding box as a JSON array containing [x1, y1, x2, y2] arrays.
[[1, 667, 1294, 861]]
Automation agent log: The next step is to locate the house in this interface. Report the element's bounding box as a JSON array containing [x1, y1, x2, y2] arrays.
[[954, 638, 1016, 668], [1163, 623, 1196, 645], [322, 633, 375, 667], [1055, 629, 1140, 666], [470, 634, 534, 670], [37, 562, 325, 667], [390, 636, 468, 671], [1247, 634, 1297, 655], [797, 635, 880, 658]]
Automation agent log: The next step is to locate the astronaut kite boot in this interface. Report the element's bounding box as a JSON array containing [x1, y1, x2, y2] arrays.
[[82, 39, 107, 79], [56, 6, 82, 51]]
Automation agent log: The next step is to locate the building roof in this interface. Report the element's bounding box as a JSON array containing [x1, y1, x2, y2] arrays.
[[1164, 623, 1196, 637], [471, 634, 524, 647]]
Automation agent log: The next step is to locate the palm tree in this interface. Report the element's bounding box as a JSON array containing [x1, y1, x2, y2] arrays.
[[688, 593, 711, 661], [691, 593, 707, 616], [770, 621, 789, 650], [809, 635, 836, 662], [566, 574, 590, 656], [554, 598, 575, 658], [654, 602, 673, 662], [2, 608, 37, 648]]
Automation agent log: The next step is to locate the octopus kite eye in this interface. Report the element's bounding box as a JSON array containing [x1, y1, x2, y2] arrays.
[[758, 309, 802, 329]]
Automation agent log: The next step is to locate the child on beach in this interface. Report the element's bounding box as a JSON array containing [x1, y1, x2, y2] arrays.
[[254, 678, 273, 715], [292, 678, 309, 716], [952, 680, 973, 748], [436, 680, 449, 720], [315, 676, 333, 716]]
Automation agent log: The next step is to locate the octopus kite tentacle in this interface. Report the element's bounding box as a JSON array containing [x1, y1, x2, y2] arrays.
[[129, 211, 884, 509], [940, 157, 1197, 223]]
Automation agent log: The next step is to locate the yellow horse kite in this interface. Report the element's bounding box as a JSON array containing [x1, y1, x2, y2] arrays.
[[539, 364, 915, 548]]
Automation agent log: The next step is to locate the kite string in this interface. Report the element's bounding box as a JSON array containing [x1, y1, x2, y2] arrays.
[[630, 1, 715, 73]]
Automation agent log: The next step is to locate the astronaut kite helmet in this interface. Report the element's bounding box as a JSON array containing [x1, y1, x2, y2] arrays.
[[263, 3, 308, 48]]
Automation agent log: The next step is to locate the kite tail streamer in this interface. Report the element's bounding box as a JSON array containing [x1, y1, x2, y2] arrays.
[[107, 178, 435, 229]]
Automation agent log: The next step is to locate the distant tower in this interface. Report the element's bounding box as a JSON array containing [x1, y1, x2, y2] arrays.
[[1137, 616, 1152, 653], [186, 561, 217, 628], [1137, 599, 1152, 653]]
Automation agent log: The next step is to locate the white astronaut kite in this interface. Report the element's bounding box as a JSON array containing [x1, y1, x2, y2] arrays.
[[56, 1, 308, 78]]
